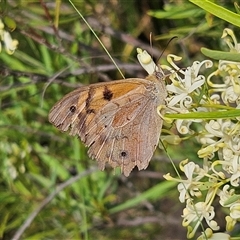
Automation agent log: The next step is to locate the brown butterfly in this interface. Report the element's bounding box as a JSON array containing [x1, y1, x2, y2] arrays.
[[49, 49, 167, 176]]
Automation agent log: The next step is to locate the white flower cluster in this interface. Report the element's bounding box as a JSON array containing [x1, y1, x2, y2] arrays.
[[161, 28, 240, 239], [0, 19, 18, 54]]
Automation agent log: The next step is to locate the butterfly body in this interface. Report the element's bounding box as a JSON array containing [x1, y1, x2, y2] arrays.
[[49, 70, 167, 176]]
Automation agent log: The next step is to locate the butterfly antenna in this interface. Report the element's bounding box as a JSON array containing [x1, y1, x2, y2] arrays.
[[148, 32, 158, 73], [149, 34, 177, 73], [149, 32, 153, 57], [158, 36, 178, 62]]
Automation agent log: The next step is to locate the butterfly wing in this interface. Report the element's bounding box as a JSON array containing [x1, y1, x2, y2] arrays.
[[49, 87, 87, 134], [49, 78, 166, 176], [49, 80, 146, 136], [86, 91, 163, 176]]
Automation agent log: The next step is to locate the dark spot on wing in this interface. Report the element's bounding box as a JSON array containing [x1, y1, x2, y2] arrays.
[[120, 150, 128, 158], [103, 86, 113, 101], [69, 105, 76, 113], [86, 108, 95, 114]]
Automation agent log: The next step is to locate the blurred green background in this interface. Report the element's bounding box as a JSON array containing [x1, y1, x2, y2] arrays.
[[0, 1, 239, 239]]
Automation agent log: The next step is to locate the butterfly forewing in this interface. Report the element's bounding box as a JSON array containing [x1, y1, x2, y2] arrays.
[[49, 73, 167, 176], [49, 80, 147, 135], [49, 87, 88, 133]]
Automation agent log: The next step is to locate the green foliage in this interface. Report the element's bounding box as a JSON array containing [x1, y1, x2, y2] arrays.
[[190, 0, 240, 27]]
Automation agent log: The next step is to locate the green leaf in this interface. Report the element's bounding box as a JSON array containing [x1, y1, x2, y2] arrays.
[[148, 3, 203, 19], [109, 181, 176, 214], [190, 0, 240, 27], [201, 47, 240, 61], [166, 109, 240, 120]]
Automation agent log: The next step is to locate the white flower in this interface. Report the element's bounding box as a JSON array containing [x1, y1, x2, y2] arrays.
[[160, 28, 240, 238], [205, 120, 224, 138], [0, 19, 18, 54], [197, 132, 218, 145], [167, 60, 212, 108], [222, 28, 240, 52], [182, 200, 219, 237], [218, 184, 235, 207], [226, 215, 237, 231], [219, 153, 240, 187], [229, 133, 240, 155], [230, 202, 240, 219], [230, 168, 240, 187], [198, 145, 217, 159], [222, 147, 234, 161], [197, 232, 230, 240], [175, 119, 193, 135], [177, 162, 206, 203], [2, 31, 18, 54], [136, 48, 158, 75], [222, 85, 240, 104], [178, 162, 196, 203]]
